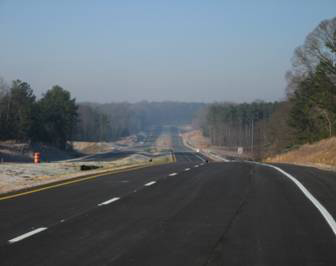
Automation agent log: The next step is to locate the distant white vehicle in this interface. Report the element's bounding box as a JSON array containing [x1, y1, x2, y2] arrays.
[[196, 149, 200, 153]]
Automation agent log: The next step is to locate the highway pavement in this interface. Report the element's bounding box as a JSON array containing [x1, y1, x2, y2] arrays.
[[71, 126, 205, 163], [1, 136, 336, 265], [69, 127, 163, 163]]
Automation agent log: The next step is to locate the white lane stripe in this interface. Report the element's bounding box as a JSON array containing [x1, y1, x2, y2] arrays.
[[185, 168, 191, 171], [98, 197, 120, 206], [9, 227, 47, 244], [194, 153, 206, 162], [169, 172, 178, 176], [194, 165, 199, 168], [258, 162, 336, 236], [144, 181, 156, 186]]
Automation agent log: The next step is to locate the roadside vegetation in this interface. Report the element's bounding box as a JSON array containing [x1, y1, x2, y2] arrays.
[[1, 16, 335, 167], [75, 101, 204, 142], [197, 101, 279, 158], [195, 17, 336, 161], [265, 137, 336, 170], [0, 81, 77, 150], [0, 78, 204, 155]]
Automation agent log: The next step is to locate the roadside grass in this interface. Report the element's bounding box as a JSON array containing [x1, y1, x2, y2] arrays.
[[265, 137, 336, 169], [0, 131, 176, 195], [0, 154, 173, 195]]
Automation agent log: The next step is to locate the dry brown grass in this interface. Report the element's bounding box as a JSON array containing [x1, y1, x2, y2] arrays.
[[182, 130, 210, 149], [72, 141, 113, 154], [265, 137, 336, 168]]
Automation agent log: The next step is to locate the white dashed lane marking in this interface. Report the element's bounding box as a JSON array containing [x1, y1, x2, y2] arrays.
[[9, 227, 47, 244], [144, 181, 156, 187], [8, 168, 195, 244], [98, 197, 120, 206]]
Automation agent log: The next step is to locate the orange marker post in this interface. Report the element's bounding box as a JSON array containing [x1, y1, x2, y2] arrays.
[[34, 152, 41, 164]]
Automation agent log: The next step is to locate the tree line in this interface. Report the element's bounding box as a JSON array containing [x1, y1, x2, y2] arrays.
[[202, 101, 277, 148], [75, 101, 205, 142], [287, 17, 336, 144], [196, 101, 280, 158], [0, 80, 205, 147], [0, 80, 77, 150], [197, 17, 336, 158]]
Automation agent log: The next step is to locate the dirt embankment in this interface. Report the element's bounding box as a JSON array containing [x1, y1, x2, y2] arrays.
[[182, 129, 336, 170], [72, 141, 114, 154], [265, 137, 336, 170], [182, 130, 211, 149]]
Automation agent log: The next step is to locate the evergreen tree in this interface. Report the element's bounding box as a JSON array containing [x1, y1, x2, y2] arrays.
[[289, 64, 336, 143], [38, 85, 78, 149], [0, 80, 36, 141]]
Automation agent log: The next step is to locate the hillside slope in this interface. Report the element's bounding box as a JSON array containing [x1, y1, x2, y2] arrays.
[[265, 137, 336, 170]]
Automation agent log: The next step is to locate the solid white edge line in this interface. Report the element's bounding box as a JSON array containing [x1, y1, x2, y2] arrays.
[[144, 181, 156, 187], [9, 227, 47, 244], [257, 162, 336, 236], [98, 197, 120, 206], [169, 173, 178, 176]]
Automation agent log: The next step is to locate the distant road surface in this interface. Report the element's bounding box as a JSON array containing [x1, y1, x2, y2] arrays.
[[1, 131, 336, 265]]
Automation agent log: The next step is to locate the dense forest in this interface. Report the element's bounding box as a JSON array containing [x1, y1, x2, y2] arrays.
[[197, 17, 336, 158], [199, 102, 279, 155]]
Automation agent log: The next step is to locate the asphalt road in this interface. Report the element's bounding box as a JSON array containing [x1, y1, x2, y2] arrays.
[[70, 127, 163, 163], [73, 125, 207, 164], [1, 134, 336, 265], [170, 126, 208, 163]]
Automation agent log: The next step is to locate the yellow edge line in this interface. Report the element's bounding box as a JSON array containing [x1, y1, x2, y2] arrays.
[[0, 164, 151, 201]]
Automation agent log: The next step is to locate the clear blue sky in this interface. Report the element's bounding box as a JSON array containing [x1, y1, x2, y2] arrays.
[[0, 0, 335, 103]]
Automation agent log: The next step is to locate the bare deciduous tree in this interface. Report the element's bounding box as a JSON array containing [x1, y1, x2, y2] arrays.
[[288, 17, 336, 95]]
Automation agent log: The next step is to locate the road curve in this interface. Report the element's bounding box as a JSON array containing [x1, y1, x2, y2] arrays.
[[1, 161, 336, 265]]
